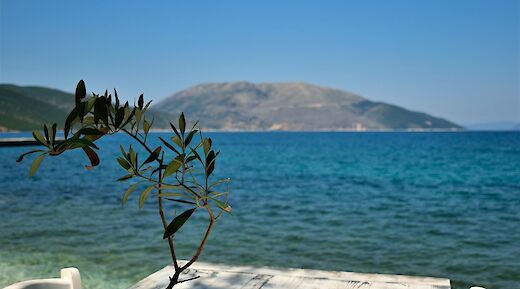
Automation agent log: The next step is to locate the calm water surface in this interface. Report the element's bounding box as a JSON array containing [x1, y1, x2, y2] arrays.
[[1, 132, 519, 289]]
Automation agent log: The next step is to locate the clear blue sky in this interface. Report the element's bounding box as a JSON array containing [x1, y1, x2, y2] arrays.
[[1, 0, 518, 124]]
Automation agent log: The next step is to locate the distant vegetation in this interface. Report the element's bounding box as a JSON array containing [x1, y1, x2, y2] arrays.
[[0, 85, 71, 131], [0, 82, 461, 131], [0, 84, 172, 131]]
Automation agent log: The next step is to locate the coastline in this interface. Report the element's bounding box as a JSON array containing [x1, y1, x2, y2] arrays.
[[3, 128, 520, 135]]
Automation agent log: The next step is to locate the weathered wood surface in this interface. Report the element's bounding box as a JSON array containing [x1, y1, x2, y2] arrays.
[[129, 262, 451, 289], [0, 138, 39, 147]]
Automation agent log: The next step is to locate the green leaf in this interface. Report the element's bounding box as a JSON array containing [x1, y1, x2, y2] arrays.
[[191, 120, 199, 131], [107, 95, 113, 110], [117, 174, 133, 181], [51, 123, 57, 146], [171, 136, 183, 148], [77, 102, 87, 122], [209, 178, 231, 188], [82, 147, 100, 169], [122, 183, 140, 205], [184, 130, 198, 147], [115, 107, 124, 128], [163, 208, 196, 239], [117, 157, 131, 170], [203, 138, 212, 156], [77, 128, 103, 135], [62, 138, 99, 150], [94, 97, 109, 125], [64, 106, 79, 138], [169, 122, 181, 139], [82, 116, 95, 125], [17, 149, 44, 162], [164, 198, 196, 205], [138, 94, 144, 109], [185, 155, 197, 163], [120, 145, 128, 160], [43, 125, 50, 144], [135, 108, 142, 122], [142, 146, 161, 165], [32, 131, 48, 147], [84, 132, 102, 143], [139, 165, 154, 174], [86, 96, 96, 112], [123, 106, 131, 123], [179, 112, 186, 134], [82, 138, 99, 149], [206, 150, 216, 176], [163, 155, 183, 177], [75, 80, 86, 105], [143, 119, 151, 135], [159, 137, 180, 155], [114, 91, 120, 109], [138, 185, 155, 208], [121, 107, 136, 128], [29, 154, 45, 177], [210, 197, 232, 214], [129, 146, 136, 166], [189, 147, 204, 165], [143, 100, 152, 110]]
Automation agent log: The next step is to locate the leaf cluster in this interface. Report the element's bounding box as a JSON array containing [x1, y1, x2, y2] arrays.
[[17, 80, 232, 242], [118, 112, 232, 239], [17, 80, 152, 171]]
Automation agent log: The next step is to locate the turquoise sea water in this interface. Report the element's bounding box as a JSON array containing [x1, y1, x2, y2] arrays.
[[0, 132, 519, 289]]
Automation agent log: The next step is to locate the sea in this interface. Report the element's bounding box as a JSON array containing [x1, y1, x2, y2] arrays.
[[0, 131, 519, 289]]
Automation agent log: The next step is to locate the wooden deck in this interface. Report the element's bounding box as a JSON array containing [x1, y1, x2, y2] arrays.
[[129, 262, 451, 289], [0, 137, 65, 147], [0, 138, 40, 147]]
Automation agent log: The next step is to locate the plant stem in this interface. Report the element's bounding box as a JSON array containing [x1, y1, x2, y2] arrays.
[[177, 276, 200, 284], [181, 205, 215, 271], [122, 128, 180, 271], [122, 128, 153, 154], [158, 153, 179, 270], [122, 126, 215, 287], [164, 206, 215, 288]]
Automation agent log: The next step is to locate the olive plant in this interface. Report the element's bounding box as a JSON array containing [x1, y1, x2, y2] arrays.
[[17, 80, 232, 289]]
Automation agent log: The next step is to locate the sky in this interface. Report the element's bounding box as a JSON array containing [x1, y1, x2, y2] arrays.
[[0, 0, 518, 125]]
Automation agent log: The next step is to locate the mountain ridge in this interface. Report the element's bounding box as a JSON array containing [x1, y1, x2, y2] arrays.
[[154, 81, 461, 131], [0, 81, 462, 131]]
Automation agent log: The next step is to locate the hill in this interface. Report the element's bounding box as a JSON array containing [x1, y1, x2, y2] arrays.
[[0, 85, 71, 131], [0, 84, 172, 131], [0, 82, 461, 131], [154, 81, 461, 131]]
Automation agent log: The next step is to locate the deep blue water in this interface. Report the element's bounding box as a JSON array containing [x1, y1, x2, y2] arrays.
[[0, 132, 519, 289]]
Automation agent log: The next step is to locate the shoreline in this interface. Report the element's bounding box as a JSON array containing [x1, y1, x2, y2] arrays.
[[1, 129, 520, 134]]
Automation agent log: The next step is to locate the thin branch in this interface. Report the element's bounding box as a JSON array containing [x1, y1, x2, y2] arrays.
[[181, 205, 215, 271], [175, 176, 202, 199], [177, 276, 200, 284], [158, 152, 179, 271], [123, 127, 181, 271], [122, 128, 153, 155]]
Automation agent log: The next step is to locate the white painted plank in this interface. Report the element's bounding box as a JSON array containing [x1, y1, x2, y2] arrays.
[[128, 261, 451, 289]]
